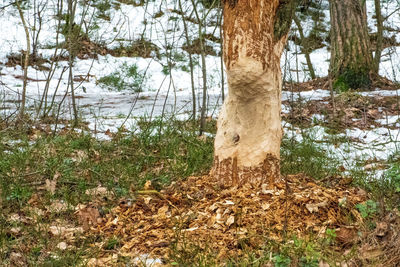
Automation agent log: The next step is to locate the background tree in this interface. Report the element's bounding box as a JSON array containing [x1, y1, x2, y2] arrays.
[[212, 0, 298, 187], [329, 0, 374, 91]]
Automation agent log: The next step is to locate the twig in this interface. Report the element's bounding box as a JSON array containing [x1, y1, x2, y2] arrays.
[[137, 190, 179, 211]]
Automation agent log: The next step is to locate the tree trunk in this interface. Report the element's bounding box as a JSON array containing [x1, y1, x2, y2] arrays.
[[329, 0, 374, 90], [373, 0, 383, 73], [293, 15, 316, 80], [211, 0, 293, 187]]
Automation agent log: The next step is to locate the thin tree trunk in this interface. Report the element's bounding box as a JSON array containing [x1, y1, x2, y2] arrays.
[[293, 15, 316, 80], [329, 0, 373, 90], [178, 0, 196, 120], [373, 0, 383, 74], [212, 0, 295, 187], [191, 0, 207, 136], [219, 8, 225, 102], [16, 0, 30, 121], [67, 0, 78, 127]]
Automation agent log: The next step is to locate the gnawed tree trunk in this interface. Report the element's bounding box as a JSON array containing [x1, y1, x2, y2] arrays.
[[211, 0, 296, 187], [330, 0, 374, 90]]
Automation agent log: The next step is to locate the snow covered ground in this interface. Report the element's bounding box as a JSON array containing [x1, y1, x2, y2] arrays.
[[0, 0, 399, 170]]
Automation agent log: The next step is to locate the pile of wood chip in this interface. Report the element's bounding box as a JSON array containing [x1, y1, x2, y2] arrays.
[[94, 174, 367, 262]]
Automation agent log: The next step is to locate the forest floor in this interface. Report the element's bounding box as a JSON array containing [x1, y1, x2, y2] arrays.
[[1, 79, 400, 266]]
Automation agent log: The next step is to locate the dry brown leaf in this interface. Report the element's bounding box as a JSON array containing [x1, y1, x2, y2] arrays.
[[226, 215, 235, 227], [306, 201, 328, 213], [45, 178, 57, 195], [375, 222, 389, 237], [49, 225, 84, 239], [47, 200, 69, 213], [359, 244, 384, 260], [10, 252, 25, 266], [144, 180, 153, 190], [85, 185, 110, 197], [76, 205, 101, 230], [10, 227, 21, 236], [9, 214, 21, 222], [27, 193, 40, 205]]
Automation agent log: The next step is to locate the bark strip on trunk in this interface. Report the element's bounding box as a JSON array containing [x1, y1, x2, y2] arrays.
[[212, 0, 293, 187]]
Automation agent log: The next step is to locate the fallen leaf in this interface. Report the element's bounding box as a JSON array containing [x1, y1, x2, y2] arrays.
[[10, 227, 21, 236], [306, 201, 328, 213], [262, 203, 271, 210], [85, 185, 110, 197], [375, 222, 389, 237], [48, 200, 69, 213], [28, 193, 40, 205], [76, 205, 101, 230], [336, 227, 356, 244], [56, 242, 68, 250], [223, 200, 235, 205], [9, 214, 21, 222], [144, 180, 153, 190], [226, 215, 235, 226], [45, 179, 57, 195], [10, 252, 25, 266]]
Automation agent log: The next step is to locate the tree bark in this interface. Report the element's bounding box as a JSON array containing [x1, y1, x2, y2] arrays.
[[212, 0, 293, 187], [16, 0, 30, 121], [293, 15, 316, 80], [329, 0, 374, 90], [373, 0, 383, 73]]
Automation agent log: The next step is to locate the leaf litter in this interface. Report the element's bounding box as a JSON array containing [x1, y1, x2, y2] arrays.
[[91, 174, 370, 264]]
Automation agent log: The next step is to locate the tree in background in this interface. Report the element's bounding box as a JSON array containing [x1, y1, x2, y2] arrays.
[[329, 0, 374, 91], [212, 0, 298, 187]]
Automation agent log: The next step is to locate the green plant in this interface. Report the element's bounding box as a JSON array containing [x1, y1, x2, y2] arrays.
[[97, 62, 146, 92], [325, 228, 336, 245], [385, 163, 400, 193], [273, 254, 291, 267], [104, 237, 121, 250], [333, 68, 371, 92], [356, 200, 378, 218]]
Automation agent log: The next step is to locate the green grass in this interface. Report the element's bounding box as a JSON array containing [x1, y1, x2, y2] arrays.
[[281, 130, 341, 179], [1, 117, 399, 265], [0, 118, 214, 265]]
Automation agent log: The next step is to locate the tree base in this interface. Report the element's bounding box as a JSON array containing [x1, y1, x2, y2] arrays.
[[210, 154, 280, 188]]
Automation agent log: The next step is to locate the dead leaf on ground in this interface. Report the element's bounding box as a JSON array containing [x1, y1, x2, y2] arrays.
[[47, 200, 69, 213], [144, 180, 153, 190], [56, 242, 68, 250], [375, 222, 389, 237], [10, 252, 25, 266], [306, 201, 328, 213], [336, 227, 357, 245], [49, 225, 83, 240], [75, 205, 101, 230], [85, 185, 111, 197]]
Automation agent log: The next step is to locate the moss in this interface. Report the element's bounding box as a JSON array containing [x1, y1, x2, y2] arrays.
[[333, 68, 371, 92], [273, 0, 300, 41]]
